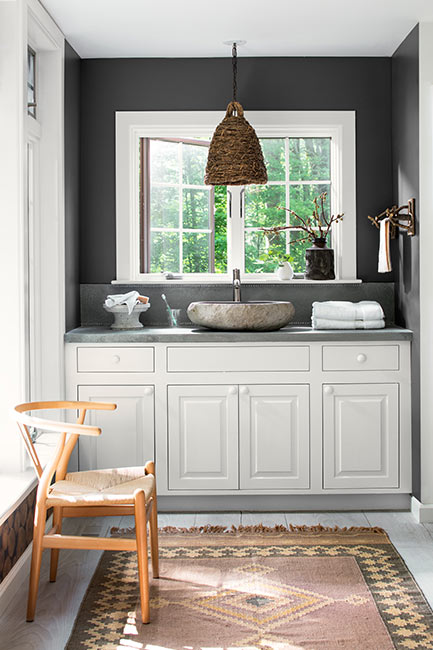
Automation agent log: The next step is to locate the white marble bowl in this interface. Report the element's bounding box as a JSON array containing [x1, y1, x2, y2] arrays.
[[103, 303, 150, 329], [187, 300, 295, 331]]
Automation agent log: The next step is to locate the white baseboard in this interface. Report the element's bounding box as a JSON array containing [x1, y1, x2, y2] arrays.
[[0, 514, 52, 616], [0, 543, 32, 616], [411, 496, 433, 523]]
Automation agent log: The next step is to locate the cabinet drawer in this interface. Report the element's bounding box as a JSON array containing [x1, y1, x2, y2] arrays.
[[77, 347, 154, 373], [322, 345, 399, 371], [167, 346, 309, 373]]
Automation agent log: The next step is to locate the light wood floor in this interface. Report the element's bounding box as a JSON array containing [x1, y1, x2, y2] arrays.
[[1, 511, 433, 649]]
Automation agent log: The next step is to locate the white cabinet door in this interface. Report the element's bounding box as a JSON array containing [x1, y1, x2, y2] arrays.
[[168, 385, 238, 490], [239, 384, 310, 490], [77, 385, 154, 471], [323, 383, 399, 489]]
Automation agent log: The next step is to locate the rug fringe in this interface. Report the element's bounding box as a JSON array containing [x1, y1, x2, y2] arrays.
[[110, 523, 387, 537]]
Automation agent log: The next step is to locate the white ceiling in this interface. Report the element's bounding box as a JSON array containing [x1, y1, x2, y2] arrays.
[[41, 0, 433, 58]]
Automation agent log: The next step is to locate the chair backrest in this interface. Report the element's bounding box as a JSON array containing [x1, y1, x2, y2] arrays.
[[13, 401, 117, 503]]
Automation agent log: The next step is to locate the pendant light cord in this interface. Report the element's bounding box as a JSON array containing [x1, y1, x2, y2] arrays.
[[232, 42, 237, 102]]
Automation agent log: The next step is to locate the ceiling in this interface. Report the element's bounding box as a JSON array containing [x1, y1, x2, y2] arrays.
[[41, 0, 433, 58]]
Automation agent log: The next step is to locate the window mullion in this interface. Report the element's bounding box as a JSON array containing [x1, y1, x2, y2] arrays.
[[179, 142, 183, 273], [285, 137, 290, 255], [227, 186, 243, 273]]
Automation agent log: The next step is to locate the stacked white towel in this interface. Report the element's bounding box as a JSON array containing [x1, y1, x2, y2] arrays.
[[312, 301, 385, 329]]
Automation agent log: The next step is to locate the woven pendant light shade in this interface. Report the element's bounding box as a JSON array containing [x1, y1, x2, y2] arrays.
[[205, 101, 268, 186]]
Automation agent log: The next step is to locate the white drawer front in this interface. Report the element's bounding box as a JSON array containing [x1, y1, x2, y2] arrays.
[[77, 347, 154, 373], [322, 345, 399, 371], [167, 346, 310, 373]]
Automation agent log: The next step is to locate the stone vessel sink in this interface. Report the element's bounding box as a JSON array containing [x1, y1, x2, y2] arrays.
[[187, 301, 295, 332]]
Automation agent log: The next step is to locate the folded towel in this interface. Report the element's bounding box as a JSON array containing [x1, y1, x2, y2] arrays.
[[312, 318, 385, 330], [312, 301, 384, 322], [105, 291, 142, 315], [378, 218, 392, 273]]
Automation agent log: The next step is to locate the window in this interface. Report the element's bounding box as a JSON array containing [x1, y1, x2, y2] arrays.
[[139, 138, 227, 274], [27, 47, 36, 118], [116, 111, 356, 282], [243, 137, 331, 274]]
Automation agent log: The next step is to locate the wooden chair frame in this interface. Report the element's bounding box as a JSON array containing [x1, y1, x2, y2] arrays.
[[13, 401, 159, 623]]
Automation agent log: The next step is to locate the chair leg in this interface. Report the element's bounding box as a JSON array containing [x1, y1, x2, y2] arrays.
[[135, 489, 150, 624], [145, 460, 159, 578], [49, 507, 63, 582], [149, 497, 159, 579], [27, 503, 46, 622]]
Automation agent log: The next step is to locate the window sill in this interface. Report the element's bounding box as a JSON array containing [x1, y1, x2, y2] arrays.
[[0, 434, 57, 527], [112, 277, 363, 285], [0, 470, 37, 527]]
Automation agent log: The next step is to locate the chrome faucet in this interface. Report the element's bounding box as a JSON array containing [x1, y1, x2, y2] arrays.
[[233, 268, 241, 302]]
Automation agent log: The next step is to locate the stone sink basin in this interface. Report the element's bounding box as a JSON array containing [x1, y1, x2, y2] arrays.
[[187, 301, 295, 332]]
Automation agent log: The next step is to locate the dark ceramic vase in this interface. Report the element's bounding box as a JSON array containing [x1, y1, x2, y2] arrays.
[[304, 237, 335, 280]]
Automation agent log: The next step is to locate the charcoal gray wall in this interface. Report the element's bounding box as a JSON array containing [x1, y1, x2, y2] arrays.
[[64, 42, 81, 330], [392, 26, 420, 498], [79, 57, 393, 283]]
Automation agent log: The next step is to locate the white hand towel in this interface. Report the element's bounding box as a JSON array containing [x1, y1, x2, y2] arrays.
[[312, 301, 384, 322], [378, 218, 392, 273], [312, 318, 385, 330], [105, 291, 140, 315]]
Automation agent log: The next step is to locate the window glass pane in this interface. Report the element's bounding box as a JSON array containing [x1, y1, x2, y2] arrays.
[[150, 231, 179, 272], [150, 186, 179, 228], [289, 230, 330, 273], [289, 184, 331, 226], [244, 185, 286, 228], [214, 185, 227, 274], [260, 138, 285, 181], [150, 140, 179, 184], [183, 232, 211, 273], [182, 188, 210, 229], [245, 229, 287, 274], [182, 144, 208, 185], [289, 138, 330, 181]]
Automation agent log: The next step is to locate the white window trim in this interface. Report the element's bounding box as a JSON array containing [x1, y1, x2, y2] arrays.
[[116, 110, 357, 283], [0, 0, 64, 475]]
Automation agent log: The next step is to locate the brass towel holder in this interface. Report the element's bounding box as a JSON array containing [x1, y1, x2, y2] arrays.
[[368, 198, 416, 238]]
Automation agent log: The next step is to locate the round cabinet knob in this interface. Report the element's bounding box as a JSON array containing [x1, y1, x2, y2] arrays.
[[144, 387, 154, 396], [357, 353, 367, 363], [112, 355, 121, 364], [240, 386, 249, 395], [228, 386, 238, 395], [324, 385, 334, 395]]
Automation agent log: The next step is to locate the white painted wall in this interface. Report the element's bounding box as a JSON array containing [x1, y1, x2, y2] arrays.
[[418, 23, 433, 512]]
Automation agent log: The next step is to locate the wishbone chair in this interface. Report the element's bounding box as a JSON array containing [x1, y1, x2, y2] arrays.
[[13, 400, 159, 623]]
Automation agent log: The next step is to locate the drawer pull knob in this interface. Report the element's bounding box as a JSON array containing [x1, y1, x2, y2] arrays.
[[324, 386, 334, 395], [228, 386, 238, 395], [144, 387, 154, 396], [113, 355, 121, 364], [357, 353, 367, 363], [240, 386, 249, 395]]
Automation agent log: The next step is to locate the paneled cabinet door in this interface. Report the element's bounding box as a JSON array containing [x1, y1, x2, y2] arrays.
[[168, 385, 238, 490], [323, 383, 399, 489], [77, 385, 154, 471], [239, 384, 310, 490]]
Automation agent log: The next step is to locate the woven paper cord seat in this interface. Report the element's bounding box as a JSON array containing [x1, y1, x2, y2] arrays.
[[47, 467, 155, 506]]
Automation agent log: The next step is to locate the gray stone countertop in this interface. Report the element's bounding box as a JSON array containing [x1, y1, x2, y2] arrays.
[[64, 325, 413, 343]]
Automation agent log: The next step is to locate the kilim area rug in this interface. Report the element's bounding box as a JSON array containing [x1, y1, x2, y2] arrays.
[[66, 525, 433, 650]]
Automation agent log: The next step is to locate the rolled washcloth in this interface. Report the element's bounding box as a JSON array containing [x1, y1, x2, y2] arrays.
[[312, 318, 385, 330], [312, 300, 385, 329], [104, 291, 149, 315]]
